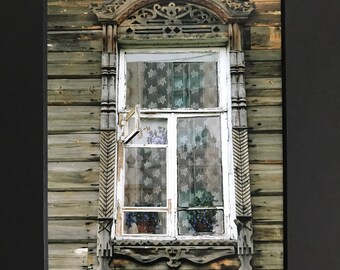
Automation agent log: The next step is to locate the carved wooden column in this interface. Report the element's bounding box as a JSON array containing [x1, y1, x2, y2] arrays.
[[97, 23, 117, 270], [229, 22, 254, 270]]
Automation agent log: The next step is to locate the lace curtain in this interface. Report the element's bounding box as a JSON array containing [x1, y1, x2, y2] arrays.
[[126, 61, 218, 109]]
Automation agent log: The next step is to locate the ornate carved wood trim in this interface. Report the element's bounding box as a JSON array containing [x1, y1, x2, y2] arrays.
[[97, 22, 118, 270], [115, 1, 230, 43], [235, 218, 253, 270], [99, 131, 116, 218], [90, 0, 255, 24], [230, 22, 253, 270], [113, 243, 236, 268], [233, 129, 251, 216]]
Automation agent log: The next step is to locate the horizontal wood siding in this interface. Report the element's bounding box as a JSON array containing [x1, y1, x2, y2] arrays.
[[49, 243, 98, 269], [48, 78, 101, 105], [47, 0, 282, 269], [48, 161, 100, 190]]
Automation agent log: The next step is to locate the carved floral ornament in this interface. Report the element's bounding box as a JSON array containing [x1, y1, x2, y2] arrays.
[[90, 0, 255, 24]]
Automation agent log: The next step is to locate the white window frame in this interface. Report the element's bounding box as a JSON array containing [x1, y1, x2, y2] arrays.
[[114, 47, 237, 241]]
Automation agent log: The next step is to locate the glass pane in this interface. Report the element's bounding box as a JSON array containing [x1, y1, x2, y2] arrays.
[[177, 117, 223, 207], [124, 211, 167, 234], [126, 53, 218, 109], [178, 210, 224, 235], [125, 148, 167, 207], [128, 118, 167, 145]]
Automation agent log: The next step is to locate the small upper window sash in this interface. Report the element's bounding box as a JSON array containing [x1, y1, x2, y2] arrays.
[[118, 48, 229, 111]]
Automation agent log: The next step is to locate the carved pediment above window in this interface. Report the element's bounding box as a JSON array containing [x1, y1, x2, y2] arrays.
[[121, 2, 221, 26], [90, 0, 255, 24]]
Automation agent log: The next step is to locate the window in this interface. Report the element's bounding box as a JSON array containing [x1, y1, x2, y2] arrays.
[[115, 48, 237, 240]]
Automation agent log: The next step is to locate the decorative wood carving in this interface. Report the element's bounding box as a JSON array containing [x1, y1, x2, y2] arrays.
[[232, 129, 251, 217], [97, 219, 113, 270], [112, 242, 236, 268], [235, 218, 253, 270], [101, 24, 117, 130], [99, 131, 116, 218], [121, 2, 222, 25], [117, 1, 229, 41], [90, 0, 255, 24]]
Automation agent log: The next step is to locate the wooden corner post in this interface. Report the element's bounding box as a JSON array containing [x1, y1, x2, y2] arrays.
[[229, 22, 254, 270]]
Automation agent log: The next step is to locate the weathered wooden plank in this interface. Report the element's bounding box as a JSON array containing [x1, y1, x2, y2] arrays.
[[48, 51, 101, 63], [49, 220, 97, 241], [247, 88, 282, 98], [48, 64, 101, 78], [48, 14, 100, 31], [252, 242, 284, 270], [47, 31, 102, 52], [48, 0, 98, 12], [246, 77, 282, 90], [48, 191, 99, 218], [48, 133, 100, 162], [48, 161, 100, 190], [247, 106, 282, 131], [247, 90, 282, 106], [47, 0, 102, 30], [49, 243, 89, 269], [245, 61, 281, 78], [247, 11, 281, 27], [253, 224, 283, 242], [250, 164, 283, 195], [245, 49, 281, 61], [248, 133, 283, 163], [48, 78, 101, 105], [48, 52, 101, 77], [48, 106, 101, 132], [251, 26, 282, 50], [252, 196, 283, 223]]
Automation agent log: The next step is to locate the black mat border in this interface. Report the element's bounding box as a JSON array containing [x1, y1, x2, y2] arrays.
[[284, 0, 340, 269], [1, 0, 340, 269], [0, 0, 47, 269]]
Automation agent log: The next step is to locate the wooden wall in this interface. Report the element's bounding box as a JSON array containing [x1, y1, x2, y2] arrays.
[[47, 0, 282, 269]]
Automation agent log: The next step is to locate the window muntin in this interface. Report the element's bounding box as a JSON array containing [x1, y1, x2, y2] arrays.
[[116, 48, 236, 240]]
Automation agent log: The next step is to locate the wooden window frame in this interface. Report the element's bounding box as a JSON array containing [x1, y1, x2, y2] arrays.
[[115, 47, 237, 241]]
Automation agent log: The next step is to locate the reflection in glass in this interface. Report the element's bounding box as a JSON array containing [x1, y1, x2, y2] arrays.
[[128, 119, 167, 145], [124, 211, 167, 234], [178, 210, 224, 235], [177, 116, 223, 207], [125, 148, 167, 207]]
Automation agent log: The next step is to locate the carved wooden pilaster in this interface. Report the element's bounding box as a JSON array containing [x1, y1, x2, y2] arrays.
[[229, 22, 251, 217], [101, 24, 117, 131], [97, 23, 118, 270], [229, 22, 253, 270]]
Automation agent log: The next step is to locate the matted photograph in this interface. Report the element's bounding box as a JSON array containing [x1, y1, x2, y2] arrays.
[[47, 1, 283, 269]]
